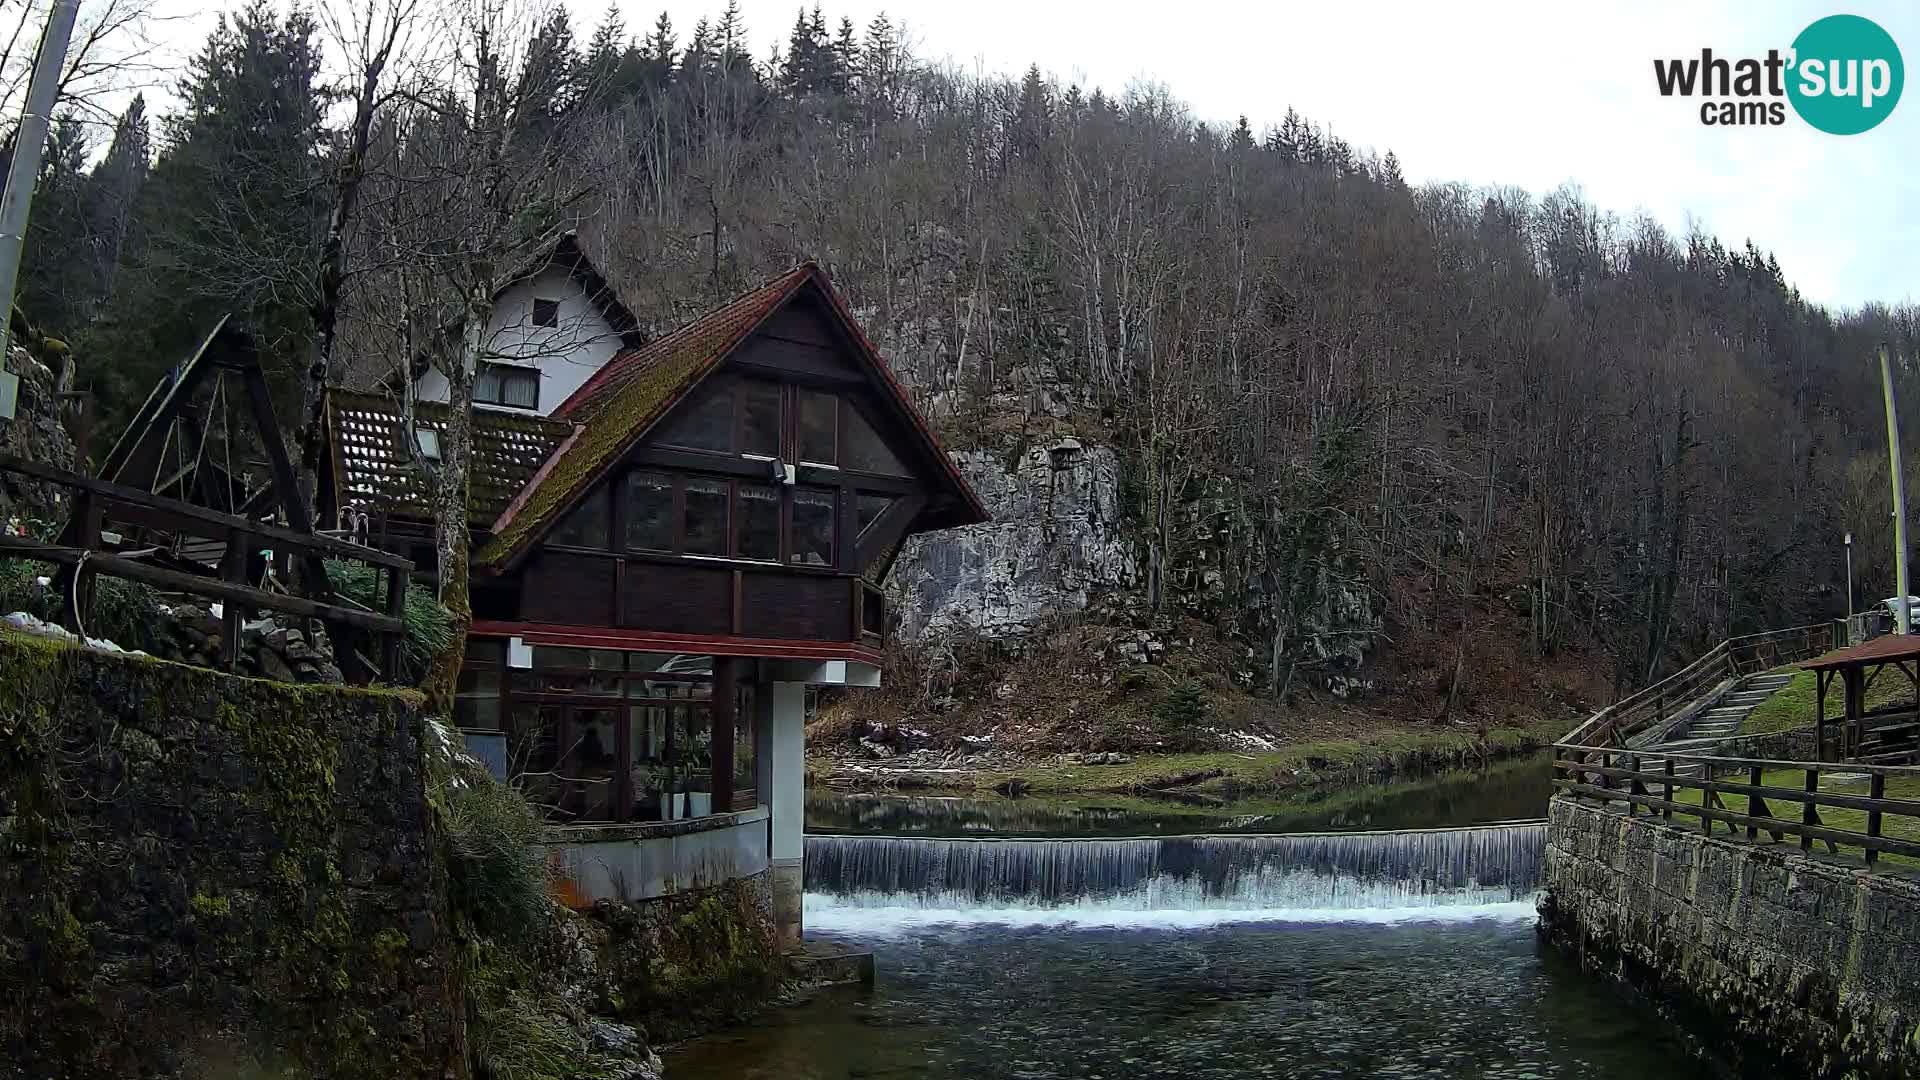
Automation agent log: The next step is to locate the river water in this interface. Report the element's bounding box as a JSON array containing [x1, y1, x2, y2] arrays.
[[666, 760, 1714, 1079]]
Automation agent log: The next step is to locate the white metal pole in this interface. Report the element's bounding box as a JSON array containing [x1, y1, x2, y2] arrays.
[[0, 0, 81, 362], [1845, 533, 1854, 622], [1881, 345, 1911, 634]]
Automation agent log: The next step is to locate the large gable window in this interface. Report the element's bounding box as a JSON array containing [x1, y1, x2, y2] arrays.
[[736, 483, 782, 561], [792, 488, 837, 566], [552, 486, 609, 547], [656, 385, 734, 452], [740, 380, 783, 458], [684, 478, 729, 555], [797, 390, 838, 465], [475, 362, 539, 410], [844, 405, 909, 476], [625, 470, 674, 551]]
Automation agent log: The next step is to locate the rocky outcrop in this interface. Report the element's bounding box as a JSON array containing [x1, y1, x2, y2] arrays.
[[891, 438, 1135, 641]]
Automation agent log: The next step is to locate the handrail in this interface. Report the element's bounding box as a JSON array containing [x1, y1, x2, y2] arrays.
[[1553, 620, 1917, 868], [1552, 745, 1920, 867], [1561, 622, 1837, 749]]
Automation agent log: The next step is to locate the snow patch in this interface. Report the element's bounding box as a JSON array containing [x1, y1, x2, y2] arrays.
[[3, 611, 146, 657]]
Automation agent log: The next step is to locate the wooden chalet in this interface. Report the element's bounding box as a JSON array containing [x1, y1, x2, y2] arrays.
[[319, 254, 986, 937]]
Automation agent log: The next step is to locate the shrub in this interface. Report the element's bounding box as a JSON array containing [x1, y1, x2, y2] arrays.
[[443, 777, 550, 946], [0, 557, 161, 650], [1154, 679, 1210, 734], [325, 558, 451, 683]]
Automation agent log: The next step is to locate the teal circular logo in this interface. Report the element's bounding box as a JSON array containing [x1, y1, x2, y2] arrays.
[[1788, 15, 1903, 134]]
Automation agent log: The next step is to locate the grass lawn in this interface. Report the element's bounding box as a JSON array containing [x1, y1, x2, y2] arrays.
[[817, 714, 1569, 797], [1656, 765, 1920, 868], [1742, 667, 1917, 735]]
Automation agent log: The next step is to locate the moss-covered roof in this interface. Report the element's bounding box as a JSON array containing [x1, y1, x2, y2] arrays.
[[326, 390, 574, 523], [478, 266, 815, 564], [476, 261, 991, 568]]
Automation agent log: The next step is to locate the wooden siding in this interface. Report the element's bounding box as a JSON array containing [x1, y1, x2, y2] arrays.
[[621, 560, 732, 636], [742, 574, 852, 641], [521, 551, 616, 625]]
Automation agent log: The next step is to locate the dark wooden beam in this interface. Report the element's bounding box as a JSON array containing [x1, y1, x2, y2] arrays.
[[856, 493, 927, 569], [710, 656, 737, 814], [0, 455, 411, 569], [0, 534, 404, 635]]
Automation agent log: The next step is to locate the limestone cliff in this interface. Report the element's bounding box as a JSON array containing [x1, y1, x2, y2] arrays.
[[890, 439, 1136, 642]]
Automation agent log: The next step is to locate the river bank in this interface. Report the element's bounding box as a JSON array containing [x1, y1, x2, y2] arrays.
[[809, 714, 1568, 802]]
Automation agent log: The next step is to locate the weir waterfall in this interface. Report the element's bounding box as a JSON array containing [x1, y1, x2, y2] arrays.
[[804, 822, 1545, 924]]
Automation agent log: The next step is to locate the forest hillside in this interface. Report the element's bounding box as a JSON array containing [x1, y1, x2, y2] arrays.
[[11, 0, 1920, 754]]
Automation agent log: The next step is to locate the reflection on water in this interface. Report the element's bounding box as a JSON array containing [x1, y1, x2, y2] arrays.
[[806, 755, 1554, 838], [668, 759, 1712, 1079], [666, 912, 1708, 1080]]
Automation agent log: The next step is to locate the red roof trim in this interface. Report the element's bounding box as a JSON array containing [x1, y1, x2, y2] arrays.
[[470, 620, 884, 665], [488, 421, 585, 533]]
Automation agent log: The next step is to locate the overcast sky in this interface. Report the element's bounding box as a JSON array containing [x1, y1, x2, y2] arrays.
[[141, 0, 1920, 309]]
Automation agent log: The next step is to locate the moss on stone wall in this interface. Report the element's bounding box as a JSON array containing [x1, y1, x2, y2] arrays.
[[593, 874, 785, 1043], [0, 630, 459, 1079]]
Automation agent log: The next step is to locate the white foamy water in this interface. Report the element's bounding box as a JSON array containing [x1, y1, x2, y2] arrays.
[[804, 892, 1542, 934]]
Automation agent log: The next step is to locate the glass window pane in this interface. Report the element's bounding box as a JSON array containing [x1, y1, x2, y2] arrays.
[[791, 487, 836, 566], [550, 486, 608, 547], [625, 470, 674, 551], [845, 406, 909, 476], [509, 703, 561, 814], [856, 493, 893, 538], [737, 483, 781, 561], [503, 369, 539, 409], [655, 383, 734, 452], [798, 390, 837, 464], [533, 646, 589, 669], [475, 364, 503, 403], [558, 706, 617, 821], [626, 652, 696, 676], [684, 478, 728, 555], [740, 380, 783, 458]]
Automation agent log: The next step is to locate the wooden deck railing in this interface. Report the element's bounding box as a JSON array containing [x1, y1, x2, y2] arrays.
[[1552, 747, 1920, 867], [1549, 622, 1920, 867], [1559, 622, 1837, 749], [0, 453, 411, 681]]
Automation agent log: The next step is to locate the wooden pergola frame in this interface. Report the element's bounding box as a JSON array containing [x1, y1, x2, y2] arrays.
[[1803, 635, 1920, 763]]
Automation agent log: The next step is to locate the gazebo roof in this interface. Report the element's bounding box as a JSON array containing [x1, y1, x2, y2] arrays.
[[1801, 633, 1920, 672]]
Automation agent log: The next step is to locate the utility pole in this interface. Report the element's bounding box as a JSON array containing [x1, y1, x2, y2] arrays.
[[0, 0, 81, 367], [1882, 344, 1911, 634]]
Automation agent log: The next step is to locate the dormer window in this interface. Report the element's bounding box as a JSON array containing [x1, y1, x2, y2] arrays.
[[531, 297, 561, 328], [475, 361, 539, 410]]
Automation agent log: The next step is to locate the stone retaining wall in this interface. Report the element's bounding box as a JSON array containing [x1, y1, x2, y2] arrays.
[[1541, 796, 1920, 1078], [0, 631, 459, 1078]]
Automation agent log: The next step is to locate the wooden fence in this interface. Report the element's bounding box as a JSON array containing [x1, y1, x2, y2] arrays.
[[1553, 747, 1920, 867], [0, 454, 410, 681], [1559, 622, 1837, 749], [1552, 621, 1920, 869]]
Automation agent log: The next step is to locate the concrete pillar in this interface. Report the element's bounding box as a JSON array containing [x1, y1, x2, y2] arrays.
[[763, 680, 806, 949]]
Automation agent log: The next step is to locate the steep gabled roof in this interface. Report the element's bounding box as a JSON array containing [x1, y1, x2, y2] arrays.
[[327, 390, 575, 522], [513, 231, 646, 348], [478, 263, 987, 568]]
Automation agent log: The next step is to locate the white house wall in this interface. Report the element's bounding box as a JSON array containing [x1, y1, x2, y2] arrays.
[[414, 265, 622, 417]]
